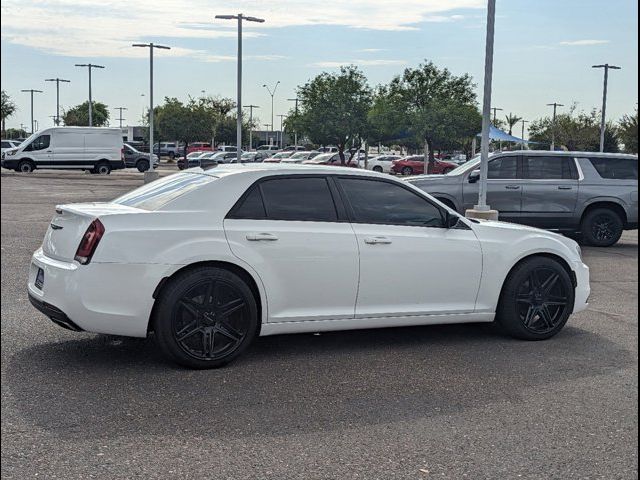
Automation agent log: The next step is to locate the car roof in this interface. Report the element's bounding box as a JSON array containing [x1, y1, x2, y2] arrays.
[[198, 163, 389, 178], [496, 150, 637, 159]]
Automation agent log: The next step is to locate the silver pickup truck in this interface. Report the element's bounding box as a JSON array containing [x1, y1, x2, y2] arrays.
[[408, 150, 638, 247]]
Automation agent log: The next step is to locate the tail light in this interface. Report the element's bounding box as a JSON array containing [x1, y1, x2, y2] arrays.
[[74, 219, 105, 265]]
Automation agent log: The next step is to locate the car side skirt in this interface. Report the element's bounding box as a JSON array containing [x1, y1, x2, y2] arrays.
[[259, 312, 495, 336]]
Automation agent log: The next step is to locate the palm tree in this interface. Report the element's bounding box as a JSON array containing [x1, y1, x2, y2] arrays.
[[1, 90, 17, 137], [505, 113, 522, 136]]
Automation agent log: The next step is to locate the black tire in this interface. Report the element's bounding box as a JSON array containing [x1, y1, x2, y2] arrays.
[[168, 152, 175, 160], [153, 267, 259, 369], [496, 256, 575, 340], [94, 162, 111, 175], [373, 166, 383, 173], [401, 166, 413, 175], [580, 208, 624, 247], [136, 159, 150, 172], [18, 160, 35, 173]]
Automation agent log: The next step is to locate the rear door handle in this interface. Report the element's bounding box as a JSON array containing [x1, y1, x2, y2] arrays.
[[505, 185, 520, 190], [364, 236, 392, 245], [558, 186, 573, 190], [246, 233, 278, 242]]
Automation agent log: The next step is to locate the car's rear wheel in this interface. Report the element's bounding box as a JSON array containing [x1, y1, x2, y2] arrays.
[[94, 161, 111, 175], [401, 166, 413, 175], [136, 159, 150, 172], [154, 267, 258, 369], [373, 166, 383, 173], [169, 152, 175, 160], [18, 160, 35, 173], [580, 208, 624, 247], [496, 257, 574, 340]]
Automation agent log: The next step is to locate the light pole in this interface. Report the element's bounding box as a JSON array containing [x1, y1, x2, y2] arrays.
[[288, 97, 300, 148], [546, 102, 564, 151], [467, 0, 498, 221], [114, 107, 128, 128], [45, 78, 70, 126], [246, 105, 259, 150], [277, 114, 287, 148], [520, 119, 529, 148], [74, 64, 104, 126], [263, 124, 272, 145], [216, 14, 265, 162], [592, 63, 621, 152], [491, 107, 503, 125], [21, 89, 43, 134], [263, 81, 280, 145], [132, 43, 171, 178]]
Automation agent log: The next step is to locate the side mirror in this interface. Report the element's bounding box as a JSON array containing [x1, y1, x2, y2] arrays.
[[468, 169, 480, 183], [445, 212, 460, 229]]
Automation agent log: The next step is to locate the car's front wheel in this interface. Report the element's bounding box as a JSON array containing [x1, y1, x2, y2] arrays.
[[401, 166, 413, 175], [153, 266, 259, 368], [496, 256, 575, 340], [136, 159, 150, 172], [581, 208, 624, 247], [373, 166, 383, 173]]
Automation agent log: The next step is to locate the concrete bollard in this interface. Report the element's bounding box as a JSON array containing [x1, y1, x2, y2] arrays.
[[465, 208, 499, 221], [143, 170, 160, 184]]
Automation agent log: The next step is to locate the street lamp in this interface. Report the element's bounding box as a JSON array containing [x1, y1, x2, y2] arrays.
[[246, 105, 259, 150], [132, 42, 171, 178], [491, 107, 503, 125], [45, 78, 70, 126], [74, 63, 104, 126], [546, 102, 564, 151], [592, 64, 621, 152], [288, 97, 300, 148], [263, 81, 280, 146], [520, 119, 529, 148], [216, 14, 265, 162], [114, 107, 128, 128], [21, 89, 43, 134], [277, 114, 287, 148]]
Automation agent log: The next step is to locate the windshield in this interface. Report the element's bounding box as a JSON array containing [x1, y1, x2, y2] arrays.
[[290, 152, 309, 159], [445, 154, 481, 175]]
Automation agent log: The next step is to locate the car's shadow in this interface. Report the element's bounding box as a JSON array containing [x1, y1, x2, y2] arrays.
[[4, 322, 632, 441]]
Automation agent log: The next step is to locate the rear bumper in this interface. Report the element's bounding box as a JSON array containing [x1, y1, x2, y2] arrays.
[[28, 293, 84, 331]]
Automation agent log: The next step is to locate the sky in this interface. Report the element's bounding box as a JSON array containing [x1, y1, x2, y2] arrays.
[[1, 0, 638, 138]]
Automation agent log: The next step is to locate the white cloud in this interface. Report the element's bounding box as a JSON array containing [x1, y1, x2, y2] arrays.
[[358, 48, 388, 53], [0, 0, 484, 58], [310, 59, 407, 68], [559, 39, 610, 46]]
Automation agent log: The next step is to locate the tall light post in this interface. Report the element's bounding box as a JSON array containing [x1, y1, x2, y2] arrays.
[[44, 78, 70, 126], [491, 107, 503, 125], [216, 14, 265, 162], [520, 119, 529, 148], [74, 64, 104, 126], [21, 89, 43, 134], [277, 114, 287, 148], [467, 0, 498, 221], [263, 81, 280, 145], [246, 104, 259, 150], [132, 43, 171, 178], [288, 97, 300, 148], [546, 102, 564, 151], [263, 123, 272, 145], [592, 63, 621, 152], [114, 107, 128, 128]]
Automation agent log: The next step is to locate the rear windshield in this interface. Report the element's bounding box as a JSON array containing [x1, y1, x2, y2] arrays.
[[589, 157, 638, 180], [113, 172, 217, 210]]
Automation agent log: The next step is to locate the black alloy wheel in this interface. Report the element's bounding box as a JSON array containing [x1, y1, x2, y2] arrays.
[[581, 208, 624, 247]]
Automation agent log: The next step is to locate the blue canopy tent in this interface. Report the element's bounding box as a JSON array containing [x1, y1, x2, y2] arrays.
[[477, 125, 529, 143]]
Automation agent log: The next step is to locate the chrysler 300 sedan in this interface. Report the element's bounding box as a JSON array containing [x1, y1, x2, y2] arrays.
[[28, 164, 590, 368]]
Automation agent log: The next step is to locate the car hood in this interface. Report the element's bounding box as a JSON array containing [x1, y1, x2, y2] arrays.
[[406, 174, 461, 184], [469, 218, 578, 249]]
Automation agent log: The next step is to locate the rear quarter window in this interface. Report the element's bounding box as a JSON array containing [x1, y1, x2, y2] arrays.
[[589, 157, 638, 180]]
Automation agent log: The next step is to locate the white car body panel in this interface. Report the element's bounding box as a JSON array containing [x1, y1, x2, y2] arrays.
[[28, 164, 590, 339]]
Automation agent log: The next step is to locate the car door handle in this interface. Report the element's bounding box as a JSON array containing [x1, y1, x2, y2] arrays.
[[46, 150, 53, 153], [246, 233, 279, 242], [505, 185, 520, 190], [558, 186, 573, 190], [364, 236, 392, 245]]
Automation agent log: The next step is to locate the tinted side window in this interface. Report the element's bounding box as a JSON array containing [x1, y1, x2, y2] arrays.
[[488, 156, 518, 179], [1, 142, 10, 148], [260, 177, 338, 222], [339, 178, 444, 227], [229, 186, 267, 219], [589, 157, 638, 180], [524, 156, 576, 180]]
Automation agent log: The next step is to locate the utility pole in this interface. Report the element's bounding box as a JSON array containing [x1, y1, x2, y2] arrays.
[[263, 124, 272, 145], [287, 97, 300, 148], [546, 102, 564, 151], [132, 43, 171, 179], [114, 107, 128, 128], [49, 115, 58, 125], [592, 63, 621, 152], [44, 78, 70, 126], [216, 14, 266, 161], [74, 64, 105, 126], [21, 89, 43, 134], [246, 104, 259, 150], [263, 81, 280, 145], [491, 107, 503, 124], [277, 114, 287, 148], [520, 119, 529, 148]]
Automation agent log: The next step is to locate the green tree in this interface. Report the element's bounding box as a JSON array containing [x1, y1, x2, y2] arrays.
[[5, 127, 27, 139], [504, 113, 522, 135], [287, 66, 373, 163], [1, 91, 17, 136], [62, 101, 110, 127], [368, 61, 481, 160], [529, 106, 620, 152], [618, 108, 638, 154]]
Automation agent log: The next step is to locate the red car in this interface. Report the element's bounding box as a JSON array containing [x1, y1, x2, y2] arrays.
[[186, 142, 213, 155], [390, 155, 457, 176]]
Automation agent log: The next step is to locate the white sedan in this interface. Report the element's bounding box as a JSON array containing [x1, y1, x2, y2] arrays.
[[28, 164, 590, 368], [365, 154, 402, 173]]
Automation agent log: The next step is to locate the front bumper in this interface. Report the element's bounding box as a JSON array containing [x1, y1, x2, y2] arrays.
[[572, 260, 590, 313]]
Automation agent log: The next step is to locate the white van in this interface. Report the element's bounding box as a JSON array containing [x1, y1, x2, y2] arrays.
[[1, 127, 125, 174]]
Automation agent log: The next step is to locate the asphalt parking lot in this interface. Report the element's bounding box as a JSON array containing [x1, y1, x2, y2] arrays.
[[1, 170, 638, 479]]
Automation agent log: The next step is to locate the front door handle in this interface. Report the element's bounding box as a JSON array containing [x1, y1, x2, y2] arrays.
[[558, 186, 573, 190], [364, 236, 392, 245], [246, 233, 279, 242], [505, 185, 520, 190]]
